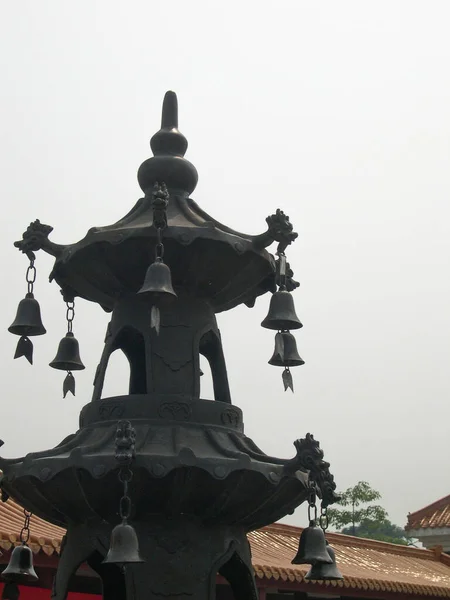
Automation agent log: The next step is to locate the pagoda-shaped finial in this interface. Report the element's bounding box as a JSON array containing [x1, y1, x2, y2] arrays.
[[138, 91, 198, 195]]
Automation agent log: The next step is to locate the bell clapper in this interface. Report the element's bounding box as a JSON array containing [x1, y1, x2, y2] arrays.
[[150, 304, 161, 334], [2, 581, 20, 600], [282, 366, 294, 392], [63, 371, 76, 398], [13, 335, 33, 364]]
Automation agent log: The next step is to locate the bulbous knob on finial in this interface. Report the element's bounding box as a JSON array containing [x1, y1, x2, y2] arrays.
[[137, 91, 198, 195]]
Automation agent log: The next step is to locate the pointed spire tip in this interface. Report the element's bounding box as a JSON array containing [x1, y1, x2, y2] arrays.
[[162, 91, 178, 129]]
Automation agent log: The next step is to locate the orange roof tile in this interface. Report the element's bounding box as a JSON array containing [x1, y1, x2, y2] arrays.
[[249, 523, 450, 597], [406, 495, 450, 530], [1, 501, 450, 596], [0, 499, 64, 556]]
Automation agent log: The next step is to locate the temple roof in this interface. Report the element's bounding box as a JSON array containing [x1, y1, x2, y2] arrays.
[[1, 499, 450, 597], [252, 522, 450, 597], [406, 494, 450, 531]]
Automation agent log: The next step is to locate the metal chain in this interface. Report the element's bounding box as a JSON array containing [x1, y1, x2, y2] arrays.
[[155, 228, 164, 260], [307, 486, 318, 522], [66, 300, 75, 333], [118, 466, 133, 520], [319, 505, 329, 532], [19, 509, 32, 544], [276, 252, 287, 291], [114, 421, 136, 522], [26, 260, 36, 295]]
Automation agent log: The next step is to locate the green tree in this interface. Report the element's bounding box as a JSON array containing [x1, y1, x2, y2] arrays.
[[342, 518, 409, 545], [327, 481, 410, 545], [327, 481, 387, 534]]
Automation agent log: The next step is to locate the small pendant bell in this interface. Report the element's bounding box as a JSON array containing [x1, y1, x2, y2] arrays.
[[261, 290, 302, 331], [9, 293, 46, 337], [305, 544, 343, 580], [138, 259, 177, 299], [49, 332, 85, 372], [291, 521, 333, 565], [2, 544, 38, 583], [269, 331, 304, 367], [103, 520, 145, 567]]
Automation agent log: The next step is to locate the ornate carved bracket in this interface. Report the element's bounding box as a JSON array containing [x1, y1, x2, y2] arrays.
[[252, 209, 298, 253], [14, 219, 64, 259], [284, 433, 340, 508], [114, 420, 136, 465], [151, 182, 169, 230], [275, 255, 299, 292]]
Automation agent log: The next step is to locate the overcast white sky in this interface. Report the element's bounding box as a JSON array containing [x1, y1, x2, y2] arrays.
[[0, 1, 449, 530]]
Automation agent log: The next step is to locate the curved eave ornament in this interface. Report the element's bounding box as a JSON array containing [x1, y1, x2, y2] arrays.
[[0, 420, 338, 532]]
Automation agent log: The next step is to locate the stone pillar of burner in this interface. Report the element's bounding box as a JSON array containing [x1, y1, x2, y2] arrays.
[[122, 518, 257, 600]]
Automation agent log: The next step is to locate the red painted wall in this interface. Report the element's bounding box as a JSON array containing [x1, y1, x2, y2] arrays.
[[0, 584, 100, 599]]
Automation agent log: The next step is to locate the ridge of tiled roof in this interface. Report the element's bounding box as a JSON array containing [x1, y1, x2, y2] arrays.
[[406, 494, 450, 530], [264, 522, 450, 559]]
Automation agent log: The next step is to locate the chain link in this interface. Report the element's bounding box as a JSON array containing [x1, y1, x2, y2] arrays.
[[66, 301, 75, 333], [119, 495, 131, 520], [118, 467, 133, 521], [26, 260, 36, 294], [118, 467, 133, 483], [276, 252, 287, 290], [307, 485, 318, 522], [319, 505, 329, 532], [155, 228, 164, 260], [20, 509, 32, 544], [115, 423, 135, 523]]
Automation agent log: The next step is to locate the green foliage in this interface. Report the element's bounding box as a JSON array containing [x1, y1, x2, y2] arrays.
[[339, 481, 382, 505], [327, 481, 410, 545], [327, 481, 387, 532], [342, 518, 409, 545]]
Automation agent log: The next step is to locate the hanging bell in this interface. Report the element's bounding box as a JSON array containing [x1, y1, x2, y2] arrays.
[[291, 521, 333, 565], [2, 544, 38, 582], [8, 293, 46, 337], [261, 290, 302, 331], [269, 332, 304, 367], [305, 544, 343, 580], [103, 520, 144, 567], [2, 582, 20, 600], [138, 258, 177, 299], [49, 332, 85, 372]]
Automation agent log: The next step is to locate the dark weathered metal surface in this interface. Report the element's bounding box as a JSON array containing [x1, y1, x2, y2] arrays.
[[1, 91, 338, 600]]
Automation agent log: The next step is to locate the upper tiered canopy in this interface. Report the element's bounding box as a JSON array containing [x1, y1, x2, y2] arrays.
[[16, 92, 298, 313]]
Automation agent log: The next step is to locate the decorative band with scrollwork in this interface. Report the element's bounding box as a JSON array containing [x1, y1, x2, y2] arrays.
[[80, 394, 243, 432]]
